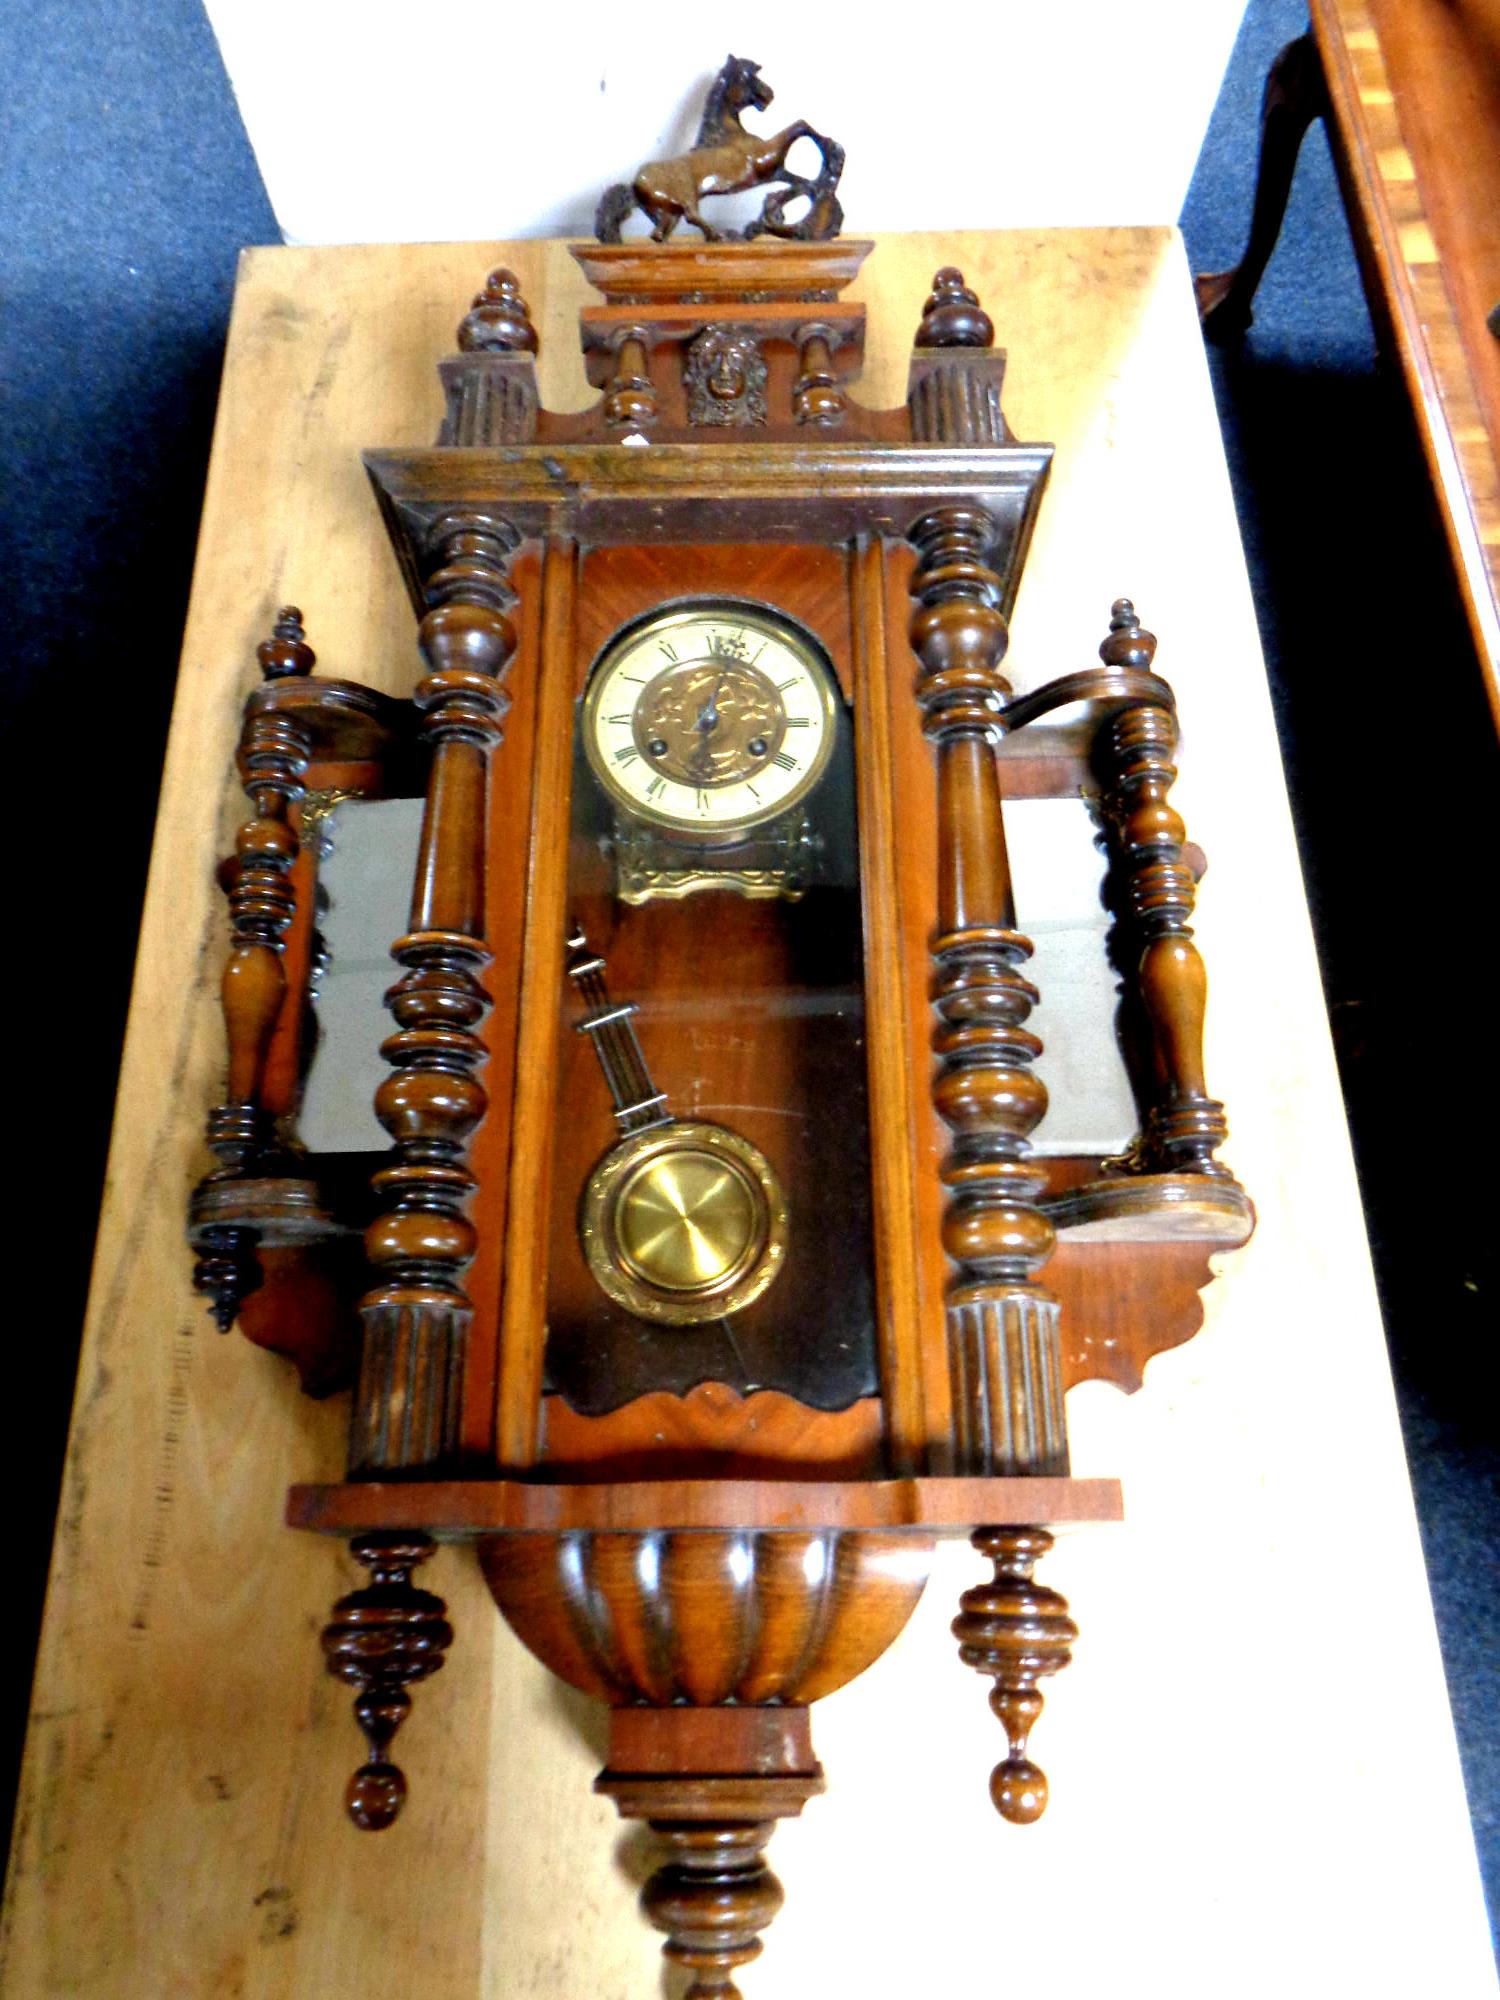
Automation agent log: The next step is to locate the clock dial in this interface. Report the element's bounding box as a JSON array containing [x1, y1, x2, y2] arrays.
[[583, 602, 838, 833]]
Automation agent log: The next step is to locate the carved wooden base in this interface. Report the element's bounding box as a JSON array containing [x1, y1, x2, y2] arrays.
[[953, 1525, 1077, 1823], [320, 1532, 452, 1830], [480, 1527, 932, 1704], [598, 1709, 824, 2000]]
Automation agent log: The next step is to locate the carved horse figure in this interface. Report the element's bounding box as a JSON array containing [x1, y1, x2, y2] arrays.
[[596, 56, 843, 244]]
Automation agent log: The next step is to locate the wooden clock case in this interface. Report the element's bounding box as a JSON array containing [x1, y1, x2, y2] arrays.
[[187, 234, 1252, 1995]]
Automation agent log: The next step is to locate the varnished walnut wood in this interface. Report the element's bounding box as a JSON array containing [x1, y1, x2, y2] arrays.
[[917, 267, 995, 348], [603, 327, 658, 429], [792, 323, 845, 427], [320, 1532, 453, 1831], [352, 515, 519, 1474], [15, 230, 1474, 2000], [456, 267, 538, 354], [572, 238, 872, 304], [908, 268, 1013, 445], [480, 1528, 932, 1706], [606, 1704, 815, 1777], [851, 536, 932, 1467], [441, 271, 543, 443], [538, 1385, 884, 1480], [211, 604, 313, 1175], [366, 441, 1052, 601], [287, 1475, 1123, 1535], [953, 1526, 1077, 1823], [492, 536, 578, 1468], [907, 506, 1068, 1477], [190, 607, 325, 1332], [1093, 599, 1232, 1179], [596, 1771, 824, 2000], [1199, 0, 1500, 690]]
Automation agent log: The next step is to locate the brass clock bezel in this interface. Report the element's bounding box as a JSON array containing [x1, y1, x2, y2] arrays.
[[579, 1118, 789, 1327], [582, 598, 840, 836]]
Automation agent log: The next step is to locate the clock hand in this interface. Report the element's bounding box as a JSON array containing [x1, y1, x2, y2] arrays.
[[693, 670, 728, 737]]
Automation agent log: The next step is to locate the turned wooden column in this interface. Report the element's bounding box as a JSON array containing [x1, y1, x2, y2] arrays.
[[792, 322, 845, 427], [1094, 598, 1231, 1178], [907, 504, 1076, 1821], [907, 506, 1068, 1477], [191, 606, 315, 1328], [604, 325, 658, 428], [350, 513, 519, 1474]]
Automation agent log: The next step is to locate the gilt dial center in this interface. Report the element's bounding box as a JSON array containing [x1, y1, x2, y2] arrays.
[[632, 659, 786, 788]]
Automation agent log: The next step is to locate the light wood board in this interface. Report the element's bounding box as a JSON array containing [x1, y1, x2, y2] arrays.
[[3, 230, 1493, 1999]]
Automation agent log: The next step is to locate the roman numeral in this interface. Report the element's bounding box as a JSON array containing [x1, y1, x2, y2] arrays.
[[745, 783, 761, 803], [646, 775, 666, 801], [696, 790, 710, 815], [614, 747, 638, 767], [784, 716, 810, 727], [606, 711, 632, 725], [660, 641, 678, 663], [771, 751, 798, 772], [776, 676, 800, 693]]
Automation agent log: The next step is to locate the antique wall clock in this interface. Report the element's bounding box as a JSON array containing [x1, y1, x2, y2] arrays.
[[187, 57, 1253, 1997]]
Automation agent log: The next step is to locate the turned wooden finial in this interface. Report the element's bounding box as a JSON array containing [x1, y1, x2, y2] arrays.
[[917, 267, 994, 348], [642, 1822, 785, 1999], [320, 1533, 453, 1830], [457, 267, 539, 354], [953, 1526, 1077, 1823], [256, 605, 315, 680], [1099, 596, 1158, 672]]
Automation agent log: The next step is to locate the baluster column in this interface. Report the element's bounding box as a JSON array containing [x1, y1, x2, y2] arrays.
[[351, 511, 519, 1475], [907, 506, 1068, 1476], [192, 607, 315, 1328], [1095, 599, 1230, 1178]]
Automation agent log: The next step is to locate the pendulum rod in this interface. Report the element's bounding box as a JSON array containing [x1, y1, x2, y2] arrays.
[[566, 923, 671, 1132]]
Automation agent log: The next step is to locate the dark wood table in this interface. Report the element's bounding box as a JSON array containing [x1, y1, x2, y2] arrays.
[[1198, 0, 1500, 710]]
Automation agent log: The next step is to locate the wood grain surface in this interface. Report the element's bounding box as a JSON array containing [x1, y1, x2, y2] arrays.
[[1314, 0, 1500, 699], [3, 231, 1494, 1999]]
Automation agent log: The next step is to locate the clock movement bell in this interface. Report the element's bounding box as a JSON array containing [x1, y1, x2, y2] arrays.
[[187, 57, 1253, 1996]]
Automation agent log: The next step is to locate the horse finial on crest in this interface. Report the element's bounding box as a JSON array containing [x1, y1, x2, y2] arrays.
[[595, 57, 845, 245]]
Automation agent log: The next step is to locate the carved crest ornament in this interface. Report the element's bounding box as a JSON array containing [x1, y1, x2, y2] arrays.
[[187, 60, 1254, 2000], [595, 54, 845, 243]]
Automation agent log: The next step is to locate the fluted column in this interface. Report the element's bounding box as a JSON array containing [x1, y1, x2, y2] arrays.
[[351, 512, 519, 1475]]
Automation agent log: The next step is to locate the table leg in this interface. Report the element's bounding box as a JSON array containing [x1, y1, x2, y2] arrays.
[[1195, 33, 1330, 340]]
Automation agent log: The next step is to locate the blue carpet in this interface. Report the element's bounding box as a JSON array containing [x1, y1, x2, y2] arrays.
[[1182, 0, 1499, 1942], [0, 0, 277, 1850], [1, 0, 1493, 1951]]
